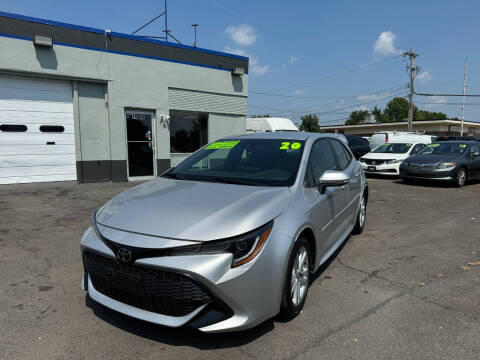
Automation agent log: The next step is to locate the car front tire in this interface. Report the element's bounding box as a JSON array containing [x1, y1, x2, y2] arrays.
[[456, 167, 467, 187], [280, 237, 311, 320]]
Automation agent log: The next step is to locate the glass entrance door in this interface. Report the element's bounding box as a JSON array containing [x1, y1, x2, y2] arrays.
[[126, 111, 155, 179]]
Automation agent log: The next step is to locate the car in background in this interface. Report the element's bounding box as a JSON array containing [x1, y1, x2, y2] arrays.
[[343, 135, 371, 159], [399, 141, 480, 187], [369, 132, 435, 149], [359, 142, 428, 176], [436, 136, 478, 142], [81, 132, 368, 332], [246, 117, 299, 133]]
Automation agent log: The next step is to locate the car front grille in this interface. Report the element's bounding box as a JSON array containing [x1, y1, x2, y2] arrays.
[[83, 250, 213, 317], [364, 159, 390, 165]]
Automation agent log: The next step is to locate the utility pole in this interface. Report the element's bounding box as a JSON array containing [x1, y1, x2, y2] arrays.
[[403, 48, 419, 132], [461, 57, 468, 136], [192, 24, 198, 47], [164, 0, 168, 42]]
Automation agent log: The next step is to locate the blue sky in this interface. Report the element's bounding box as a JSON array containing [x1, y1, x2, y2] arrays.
[[3, 0, 480, 125]]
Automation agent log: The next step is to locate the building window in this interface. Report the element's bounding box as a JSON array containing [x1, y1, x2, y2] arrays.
[[40, 125, 65, 133], [0, 124, 27, 132], [170, 110, 208, 153]]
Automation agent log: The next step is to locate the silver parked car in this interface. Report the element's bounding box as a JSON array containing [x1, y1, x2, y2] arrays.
[[81, 132, 368, 332]]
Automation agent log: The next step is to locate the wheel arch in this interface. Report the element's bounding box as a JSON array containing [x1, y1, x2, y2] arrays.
[[296, 226, 316, 273]]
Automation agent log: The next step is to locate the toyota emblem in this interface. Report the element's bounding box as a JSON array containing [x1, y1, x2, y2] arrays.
[[116, 248, 132, 262]]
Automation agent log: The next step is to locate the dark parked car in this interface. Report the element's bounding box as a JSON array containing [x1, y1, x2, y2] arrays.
[[436, 136, 478, 142], [399, 141, 480, 187], [344, 135, 371, 159]]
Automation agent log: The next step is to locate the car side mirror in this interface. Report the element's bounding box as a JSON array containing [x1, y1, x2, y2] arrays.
[[472, 151, 480, 158], [317, 170, 350, 194]]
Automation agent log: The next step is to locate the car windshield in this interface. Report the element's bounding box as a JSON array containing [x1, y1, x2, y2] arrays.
[[372, 143, 412, 154], [419, 142, 469, 155], [163, 138, 306, 186]]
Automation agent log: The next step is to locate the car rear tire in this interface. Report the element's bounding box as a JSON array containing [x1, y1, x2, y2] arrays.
[[456, 167, 467, 187], [280, 237, 311, 320], [352, 194, 367, 235]]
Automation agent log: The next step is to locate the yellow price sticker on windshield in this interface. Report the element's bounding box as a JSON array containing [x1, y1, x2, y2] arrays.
[[460, 144, 467, 148], [406, 143, 412, 147], [206, 140, 240, 149], [428, 144, 440, 147], [280, 142, 302, 150]]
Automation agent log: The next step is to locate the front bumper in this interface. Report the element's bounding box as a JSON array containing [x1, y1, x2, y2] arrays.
[[399, 164, 457, 181], [80, 224, 292, 333], [361, 162, 400, 175]]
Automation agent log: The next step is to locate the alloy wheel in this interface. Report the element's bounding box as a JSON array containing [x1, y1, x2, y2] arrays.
[[359, 197, 366, 228], [291, 247, 309, 306], [457, 169, 466, 187]]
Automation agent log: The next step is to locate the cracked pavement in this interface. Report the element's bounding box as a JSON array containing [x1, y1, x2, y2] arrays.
[[0, 178, 479, 359]]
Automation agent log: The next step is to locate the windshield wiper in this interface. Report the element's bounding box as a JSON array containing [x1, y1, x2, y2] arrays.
[[191, 176, 263, 186]]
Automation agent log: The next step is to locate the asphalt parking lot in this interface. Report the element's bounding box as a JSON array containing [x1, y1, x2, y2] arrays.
[[1, 178, 479, 360]]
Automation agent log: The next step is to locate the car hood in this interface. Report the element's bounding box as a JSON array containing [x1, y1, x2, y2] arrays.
[[362, 152, 408, 160], [96, 178, 292, 241], [405, 154, 461, 165]]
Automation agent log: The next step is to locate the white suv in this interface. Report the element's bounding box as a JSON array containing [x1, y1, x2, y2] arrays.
[[359, 142, 428, 175]]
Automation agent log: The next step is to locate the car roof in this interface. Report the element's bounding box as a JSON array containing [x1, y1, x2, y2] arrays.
[[223, 131, 345, 142]]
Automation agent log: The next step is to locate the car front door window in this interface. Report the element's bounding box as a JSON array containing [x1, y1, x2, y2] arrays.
[[305, 139, 337, 187]]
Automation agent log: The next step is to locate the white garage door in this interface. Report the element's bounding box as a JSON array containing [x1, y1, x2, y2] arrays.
[[0, 75, 76, 184]]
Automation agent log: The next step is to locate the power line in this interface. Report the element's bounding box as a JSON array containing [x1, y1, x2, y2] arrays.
[[250, 84, 405, 99], [415, 101, 480, 106], [415, 91, 480, 97], [254, 55, 403, 93], [248, 88, 406, 117]]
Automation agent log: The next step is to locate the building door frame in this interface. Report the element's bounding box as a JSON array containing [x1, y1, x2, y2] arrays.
[[124, 109, 157, 181]]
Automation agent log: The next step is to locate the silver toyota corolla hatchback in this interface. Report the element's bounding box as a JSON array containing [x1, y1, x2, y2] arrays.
[[81, 132, 368, 332]]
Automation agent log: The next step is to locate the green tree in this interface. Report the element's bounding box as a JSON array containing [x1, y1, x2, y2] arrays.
[[299, 114, 321, 132], [372, 105, 381, 119], [383, 97, 415, 122], [345, 110, 368, 125], [415, 110, 447, 121]]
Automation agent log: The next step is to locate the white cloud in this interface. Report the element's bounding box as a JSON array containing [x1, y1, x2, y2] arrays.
[[425, 96, 447, 109], [223, 47, 270, 76], [293, 89, 304, 95], [289, 56, 299, 64], [373, 31, 402, 58], [354, 105, 369, 111], [225, 24, 256, 46], [417, 70, 433, 83]]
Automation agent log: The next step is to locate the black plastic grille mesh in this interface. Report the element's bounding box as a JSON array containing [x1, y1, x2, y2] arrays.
[[83, 251, 212, 317]]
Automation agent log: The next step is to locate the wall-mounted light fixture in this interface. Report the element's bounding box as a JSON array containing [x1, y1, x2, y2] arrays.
[[33, 35, 53, 47], [232, 66, 245, 76]]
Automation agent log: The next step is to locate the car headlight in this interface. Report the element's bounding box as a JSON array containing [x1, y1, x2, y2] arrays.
[[168, 221, 273, 267], [386, 159, 401, 164], [92, 211, 273, 268], [437, 162, 456, 169]]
